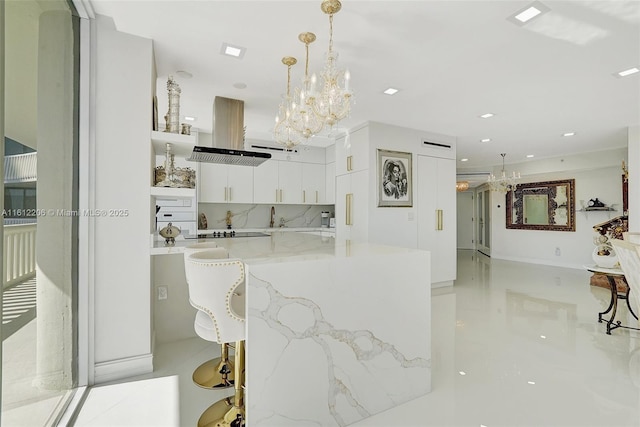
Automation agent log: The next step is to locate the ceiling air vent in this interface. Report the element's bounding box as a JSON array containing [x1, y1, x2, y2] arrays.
[[250, 144, 298, 154], [423, 140, 452, 150]]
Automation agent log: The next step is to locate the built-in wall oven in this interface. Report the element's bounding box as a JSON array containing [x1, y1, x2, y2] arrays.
[[156, 196, 197, 238]]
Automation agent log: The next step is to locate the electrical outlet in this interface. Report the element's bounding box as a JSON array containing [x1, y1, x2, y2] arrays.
[[555, 247, 561, 256], [157, 286, 168, 300]]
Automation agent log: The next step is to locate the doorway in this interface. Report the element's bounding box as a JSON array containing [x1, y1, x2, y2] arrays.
[[477, 186, 491, 256], [456, 191, 474, 249]]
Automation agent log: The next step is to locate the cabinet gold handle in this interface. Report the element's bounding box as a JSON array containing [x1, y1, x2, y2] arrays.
[[346, 193, 353, 225], [228, 187, 232, 201], [225, 187, 228, 201], [303, 190, 306, 203], [436, 209, 443, 231], [347, 155, 353, 171], [280, 189, 283, 202], [276, 189, 278, 202]]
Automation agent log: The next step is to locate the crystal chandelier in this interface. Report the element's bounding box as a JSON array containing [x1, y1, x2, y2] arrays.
[[289, 32, 325, 139], [456, 181, 470, 192], [273, 57, 303, 150], [307, 0, 353, 128], [488, 153, 520, 192]]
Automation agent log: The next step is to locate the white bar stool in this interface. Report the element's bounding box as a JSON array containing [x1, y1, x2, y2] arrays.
[[183, 243, 237, 389], [185, 250, 246, 426]]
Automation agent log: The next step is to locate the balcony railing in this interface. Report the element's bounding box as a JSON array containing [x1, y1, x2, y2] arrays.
[[3, 223, 37, 289], [5, 152, 37, 183]]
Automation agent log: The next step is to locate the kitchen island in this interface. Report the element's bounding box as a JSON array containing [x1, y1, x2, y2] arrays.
[[153, 231, 431, 426]]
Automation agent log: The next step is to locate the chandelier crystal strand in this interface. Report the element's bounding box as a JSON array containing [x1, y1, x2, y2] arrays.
[[488, 153, 520, 192], [273, 56, 303, 149], [290, 32, 325, 139], [307, 0, 353, 128]]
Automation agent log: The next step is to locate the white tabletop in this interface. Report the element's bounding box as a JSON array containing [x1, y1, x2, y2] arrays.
[[584, 264, 624, 275]]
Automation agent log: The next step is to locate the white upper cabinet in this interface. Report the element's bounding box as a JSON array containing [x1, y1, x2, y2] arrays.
[[199, 163, 253, 203], [302, 163, 325, 204], [254, 160, 321, 204], [277, 161, 302, 204], [253, 160, 279, 203]]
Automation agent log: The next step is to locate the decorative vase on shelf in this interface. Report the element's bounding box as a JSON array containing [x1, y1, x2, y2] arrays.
[[592, 246, 619, 269]]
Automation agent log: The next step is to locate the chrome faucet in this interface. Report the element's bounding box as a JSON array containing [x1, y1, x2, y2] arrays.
[[270, 206, 275, 228]]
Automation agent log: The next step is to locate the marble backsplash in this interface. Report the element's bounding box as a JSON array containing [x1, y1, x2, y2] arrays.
[[198, 203, 335, 230]]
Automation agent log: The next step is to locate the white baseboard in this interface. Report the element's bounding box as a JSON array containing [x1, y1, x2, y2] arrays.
[[432, 280, 454, 288], [94, 353, 153, 384], [490, 254, 585, 270]]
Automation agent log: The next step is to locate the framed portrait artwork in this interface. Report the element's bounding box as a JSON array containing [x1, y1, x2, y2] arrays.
[[377, 149, 412, 207]]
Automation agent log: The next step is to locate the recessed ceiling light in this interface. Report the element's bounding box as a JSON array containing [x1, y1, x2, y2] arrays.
[[460, 158, 469, 162], [233, 82, 247, 89], [508, 1, 550, 26], [616, 67, 640, 77], [383, 87, 399, 95], [481, 138, 491, 143], [459, 371, 467, 376], [184, 116, 196, 121], [526, 154, 535, 158], [540, 335, 546, 339], [527, 381, 536, 385], [563, 132, 576, 137], [516, 6, 542, 22], [221, 42, 246, 59], [479, 113, 494, 119]]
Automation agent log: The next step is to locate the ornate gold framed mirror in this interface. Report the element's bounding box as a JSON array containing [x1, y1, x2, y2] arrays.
[[506, 179, 575, 231]]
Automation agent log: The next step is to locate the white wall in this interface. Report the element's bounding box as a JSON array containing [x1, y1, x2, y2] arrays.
[[91, 15, 154, 383], [489, 148, 626, 269]]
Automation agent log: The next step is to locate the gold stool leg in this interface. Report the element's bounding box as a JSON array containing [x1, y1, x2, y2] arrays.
[[198, 340, 245, 427], [193, 342, 235, 389]]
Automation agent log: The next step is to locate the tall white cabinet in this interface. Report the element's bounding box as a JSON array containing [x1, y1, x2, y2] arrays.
[[335, 127, 370, 242], [417, 155, 456, 285], [334, 122, 457, 287]]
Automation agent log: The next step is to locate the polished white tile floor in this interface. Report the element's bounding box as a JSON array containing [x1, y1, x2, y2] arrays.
[[74, 250, 640, 426]]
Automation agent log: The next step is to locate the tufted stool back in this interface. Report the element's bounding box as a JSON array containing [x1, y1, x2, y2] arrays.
[[185, 250, 246, 345]]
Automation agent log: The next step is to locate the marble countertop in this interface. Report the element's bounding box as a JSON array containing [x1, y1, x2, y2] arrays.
[[151, 229, 423, 265], [150, 228, 335, 256]]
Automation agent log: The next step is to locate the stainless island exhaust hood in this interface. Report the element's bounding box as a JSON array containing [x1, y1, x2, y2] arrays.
[[188, 97, 271, 167]]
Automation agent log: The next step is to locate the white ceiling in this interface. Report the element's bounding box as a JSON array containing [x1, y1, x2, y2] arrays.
[[89, 0, 640, 172]]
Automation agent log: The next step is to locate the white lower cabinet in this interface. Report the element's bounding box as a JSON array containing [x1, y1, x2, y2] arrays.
[[417, 155, 456, 285]]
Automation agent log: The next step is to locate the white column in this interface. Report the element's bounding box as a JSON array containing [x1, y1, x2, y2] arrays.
[[34, 10, 75, 390], [628, 125, 639, 230], [0, 0, 6, 391]]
